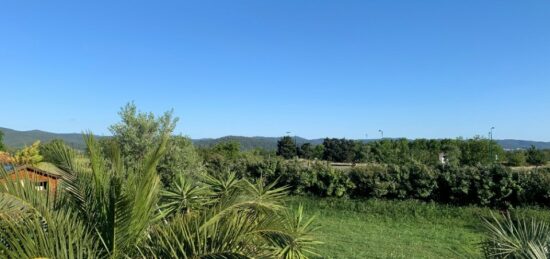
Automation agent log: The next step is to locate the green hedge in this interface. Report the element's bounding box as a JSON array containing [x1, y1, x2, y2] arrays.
[[238, 159, 550, 208]]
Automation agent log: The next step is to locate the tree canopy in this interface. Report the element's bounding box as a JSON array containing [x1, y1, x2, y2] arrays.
[[106, 102, 203, 187], [14, 140, 43, 166], [277, 136, 296, 159], [526, 145, 546, 166], [109, 102, 179, 169], [0, 130, 5, 151], [322, 138, 355, 163]]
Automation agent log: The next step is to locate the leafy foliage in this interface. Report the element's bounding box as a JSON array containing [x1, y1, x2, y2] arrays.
[[507, 151, 527, 167], [277, 136, 297, 159], [142, 173, 322, 258], [0, 151, 14, 164], [321, 138, 356, 163], [279, 137, 514, 167], [527, 145, 547, 167], [14, 140, 43, 166], [211, 151, 549, 207], [107, 102, 203, 187], [0, 132, 320, 258], [40, 139, 68, 165], [158, 136, 204, 187], [0, 130, 5, 151], [109, 102, 178, 170], [298, 143, 314, 160]]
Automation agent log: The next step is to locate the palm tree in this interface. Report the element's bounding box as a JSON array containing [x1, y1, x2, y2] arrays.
[[144, 175, 320, 258], [0, 133, 320, 258]]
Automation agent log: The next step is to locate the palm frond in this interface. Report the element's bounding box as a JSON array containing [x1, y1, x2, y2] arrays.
[[159, 173, 214, 217], [144, 211, 260, 258], [1, 131, 321, 258], [42, 132, 170, 257], [261, 205, 322, 259], [201, 175, 289, 230], [0, 209, 101, 259]]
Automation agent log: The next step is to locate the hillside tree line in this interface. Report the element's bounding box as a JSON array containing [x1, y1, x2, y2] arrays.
[[277, 137, 549, 167]]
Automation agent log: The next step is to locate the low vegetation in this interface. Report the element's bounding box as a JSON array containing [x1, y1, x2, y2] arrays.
[[291, 196, 550, 258], [277, 136, 549, 167], [0, 134, 319, 258], [1, 103, 549, 258], [200, 150, 550, 208]]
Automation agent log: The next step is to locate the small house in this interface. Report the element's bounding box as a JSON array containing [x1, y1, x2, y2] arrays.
[[0, 165, 62, 197]]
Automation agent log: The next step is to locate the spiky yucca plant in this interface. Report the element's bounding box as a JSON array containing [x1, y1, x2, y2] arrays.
[[482, 213, 550, 259]]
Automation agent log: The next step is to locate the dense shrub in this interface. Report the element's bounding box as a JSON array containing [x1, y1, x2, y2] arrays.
[[473, 165, 521, 208], [401, 162, 438, 199], [436, 165, 477, 205], [436, 165, 523, 208], [274, 161, 354, 197], [505, 151, 526, 166], [203, 153, 550, 208], [349, 164, 392, 198], [517, 168, 550, 206]]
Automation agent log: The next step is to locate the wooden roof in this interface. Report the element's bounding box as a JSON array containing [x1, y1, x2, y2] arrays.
[[8, 165, 63, 179]]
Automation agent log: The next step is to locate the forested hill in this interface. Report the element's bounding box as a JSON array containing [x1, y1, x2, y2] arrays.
[[0, 127, 89, 150], [192, 137, 550, 150], [192, 136, 324, 150], [2, 127, 550, 150]]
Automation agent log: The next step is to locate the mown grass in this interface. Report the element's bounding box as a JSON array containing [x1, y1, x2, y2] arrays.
[[288, 196, 550, 259]]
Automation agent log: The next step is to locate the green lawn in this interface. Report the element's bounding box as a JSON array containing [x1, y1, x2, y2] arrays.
[[288, 197, 550, 259]]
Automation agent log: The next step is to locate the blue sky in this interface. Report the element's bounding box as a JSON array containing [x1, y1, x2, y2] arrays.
[[1, 1, 549, 140]]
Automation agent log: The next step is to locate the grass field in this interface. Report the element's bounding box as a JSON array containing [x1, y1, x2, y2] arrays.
[[288, 197, 550, 259]]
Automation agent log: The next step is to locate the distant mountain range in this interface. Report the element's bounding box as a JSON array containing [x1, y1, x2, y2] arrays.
[[1, 127, 90, 150], [2, 127, 550, 151], [192, 136, 324, 150], [193, 137, 550, 150]]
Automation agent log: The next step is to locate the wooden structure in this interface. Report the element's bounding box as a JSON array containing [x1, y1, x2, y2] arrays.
[[0, 165, 62, 197]]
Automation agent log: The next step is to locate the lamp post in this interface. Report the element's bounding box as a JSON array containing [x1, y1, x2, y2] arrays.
[[489, 127, 495, 163], [287, 131, 297, 158], [365, 133, 369, 162], [294, 135, 298, 157], [378, 129, 384, 139]]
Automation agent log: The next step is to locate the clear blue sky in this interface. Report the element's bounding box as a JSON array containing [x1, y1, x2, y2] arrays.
[[1, 1, 549, 140]]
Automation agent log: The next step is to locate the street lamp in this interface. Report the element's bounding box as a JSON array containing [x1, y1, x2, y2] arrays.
[[378, 129, 384, 139], [489, 127, 495, 162], [294, 135, 298, 157], [287, 131, 298, 157], [365, 133, 370, 162]]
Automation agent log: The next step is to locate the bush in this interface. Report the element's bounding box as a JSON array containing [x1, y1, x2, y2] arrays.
[[214, 155, 550, 208], [402, 162, 438, 200], [273, 161, 354, 197], [506, 151, 526, 167], [436, 165, 477, 205], [472, 165, 521, 208], [436, 165, 525, 208], [526, 146, 547, 166], [349, 164, 391, 198], [518, 168, 550, 206]]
